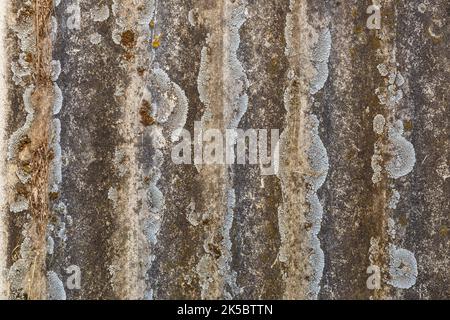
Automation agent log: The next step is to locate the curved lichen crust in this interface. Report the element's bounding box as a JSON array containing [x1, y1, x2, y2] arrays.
[[151, 68, 188, 142], [143, 135, 165, 300], [47, 0, 67, 295], [219, 189, 241, 299], [7, 229, 33, 299], [49, 118, 61, 192], [144, 61, 189, 298], [224, 1, 249, 130], [386, 121, 416, 179], [145, 149, 164, 246], [10, 3, 35, 86], [194, 0, 248, 300], [373, 114, 386, 135], [305, 115, 329, 299], [7, 85, 35, 160], [221, 1, 247, 299], [278, 0, 330, 300], [388, 246, 418, 289], [310, 29, 331, 95], [46, 271, 66, 300], [371, 54, 418, 294]]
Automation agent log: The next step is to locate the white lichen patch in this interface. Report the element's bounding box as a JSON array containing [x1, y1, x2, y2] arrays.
[[373, 114, 386, 135], [53, 83, 63, 115], [376, 68, 405, 107], [89, 32, 102, 45], [193, 0, 248, 300], [49, 119, 62, 192], [389, 247, 418, 289], [50, 60, 61, 82], [395, 72, 405, 87], [112, 29, 122, 45], [220, 189, 241, 299], [145, 148, 164, 252], [388, 217, 396, 239], [90, 5, 110, 22], [56, 221, 67, 242], [108, 187, 119, 208], [305, 115, 329, 298], [46, 236, 55, 255], [306, 115, 330, 189], [8, 233, 33, 297], [47, 271, 66, 300], [10, 6, 35, 86], [66, 3, 81, 30], [8, 85, 35, 160], [388, 189, 401, 209], [188, 9, 196, 27], [310, 29, 331, 95], [151, 68, 188, 142], [51, 16, 58, 42], [10, 196, 29, 213], [186, 199, 202, 227], [223, 1, 249, 130], [386, 121, 416, 179]]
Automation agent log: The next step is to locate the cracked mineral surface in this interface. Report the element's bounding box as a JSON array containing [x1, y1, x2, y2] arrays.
[[0, 0, 448, 300]]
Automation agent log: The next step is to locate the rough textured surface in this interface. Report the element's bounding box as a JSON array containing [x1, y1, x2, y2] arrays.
[[0, 0, 448, 300]]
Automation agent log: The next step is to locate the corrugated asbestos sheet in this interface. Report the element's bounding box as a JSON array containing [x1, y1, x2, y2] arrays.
[[0, 0, 448, 300]]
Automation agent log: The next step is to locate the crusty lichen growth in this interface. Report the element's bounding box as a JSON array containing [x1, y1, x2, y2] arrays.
[[7, 0, 56, 300]]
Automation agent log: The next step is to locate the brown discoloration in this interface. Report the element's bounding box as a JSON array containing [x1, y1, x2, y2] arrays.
[[121, 30, 136, 49], [139, 100, 155, 126], [33, 0, 54, 83]]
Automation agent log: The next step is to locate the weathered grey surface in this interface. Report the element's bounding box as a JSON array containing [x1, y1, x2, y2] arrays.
[[0, 0, 448, 300]]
